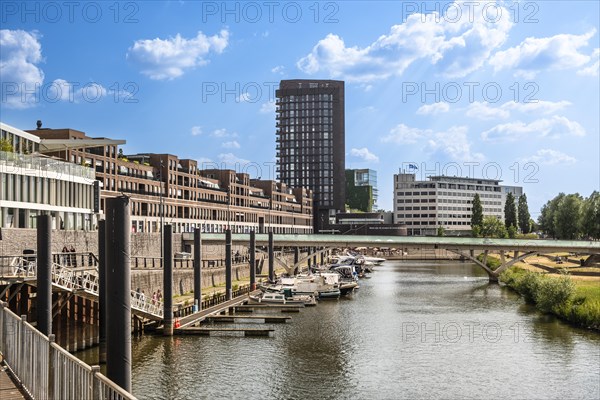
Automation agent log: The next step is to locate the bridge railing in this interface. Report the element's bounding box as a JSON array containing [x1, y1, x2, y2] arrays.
[[0, 302, 137, 400], [7, 257, 163, 319]]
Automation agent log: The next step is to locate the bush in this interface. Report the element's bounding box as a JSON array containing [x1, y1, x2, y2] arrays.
[[534, 275, 575, 313]]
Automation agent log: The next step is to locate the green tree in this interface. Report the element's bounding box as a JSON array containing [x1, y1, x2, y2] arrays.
[[554, 193, 583, 239], [507, 225, 517, 239], [471, 194, 483, 234], [581, 191, 600, 239], [538, 193, 565, 238], [437, 226, 445, 237], [480, 216, 508, 238], [504, 192, 518, 229], [517, 194, 531, 233], [0, 138, 14, 152]]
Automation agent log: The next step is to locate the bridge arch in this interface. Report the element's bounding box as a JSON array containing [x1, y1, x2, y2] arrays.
[[447, 249, 538, 282]]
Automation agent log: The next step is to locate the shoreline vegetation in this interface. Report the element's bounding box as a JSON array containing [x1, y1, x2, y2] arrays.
[[482, 253, 600, 331]]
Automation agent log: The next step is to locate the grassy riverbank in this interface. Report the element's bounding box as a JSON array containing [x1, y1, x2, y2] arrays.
[[500, 267, 600, 330], [479, 253, 600, 331]]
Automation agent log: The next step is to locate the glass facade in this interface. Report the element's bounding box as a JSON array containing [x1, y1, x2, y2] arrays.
[[275, 80, 345, 231]]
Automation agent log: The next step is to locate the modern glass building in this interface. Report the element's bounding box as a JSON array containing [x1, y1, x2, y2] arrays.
[[275, 79, 345, 232], [345, 169, 378, 212]]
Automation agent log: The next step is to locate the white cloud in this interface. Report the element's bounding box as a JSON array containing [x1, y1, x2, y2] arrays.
[[222, 140, 240, 149], [259, 101, 276, 114], [521, 149, 577, 165], [489, 30, 596, 77], [44, 79, 110, 103], [578, 48, 600, 77], [382, 123, 482, 162], [350, 147, 379, 163], [466, 101, 509, 120], [297, 2, 513, 82], [191, 126, 202, 136], [482, 116, 586, 142], [271, 65, 285, 74], [236, 92, 252, 103], [196, 157, 213, 164], [502, 100, 571, 115], [382, 124, 431, 144], [424, 126, 484, 162], [0, 29, 44, 109], [417, 102, 450, 115], [211, 128, 238, 138], [218, 153, 249, 165], [127, 29, 229, 80]]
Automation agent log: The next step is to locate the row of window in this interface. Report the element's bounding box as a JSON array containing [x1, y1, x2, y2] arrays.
[[279, 94, 334, 102], [1, 173, 94, 210]]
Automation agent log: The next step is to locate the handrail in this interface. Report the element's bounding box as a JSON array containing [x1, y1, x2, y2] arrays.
[[9, 257, 163, 319], [0, 302, 138, 400]]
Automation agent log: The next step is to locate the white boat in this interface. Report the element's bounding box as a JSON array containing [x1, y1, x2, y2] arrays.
[[248, 292, 316, 306]]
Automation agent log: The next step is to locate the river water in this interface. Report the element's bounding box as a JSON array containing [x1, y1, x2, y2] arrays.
[[79, 261, 600, 399]]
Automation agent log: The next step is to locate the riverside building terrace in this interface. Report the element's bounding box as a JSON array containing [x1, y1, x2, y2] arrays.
[[23, 122, 313, 234]]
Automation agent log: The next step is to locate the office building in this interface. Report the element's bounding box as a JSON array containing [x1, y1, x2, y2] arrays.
[[393, 173, 523, 236], [346, 169, 378, 212], [275, 79, 345, 232]]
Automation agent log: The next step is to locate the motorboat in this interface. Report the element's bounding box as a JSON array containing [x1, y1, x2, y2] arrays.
[[248, 292, 316, 306]]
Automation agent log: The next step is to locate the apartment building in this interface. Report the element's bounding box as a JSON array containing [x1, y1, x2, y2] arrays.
[[26, 123, 313, 234], [1, 122, 98, 230], [393, 173, 523, 236]]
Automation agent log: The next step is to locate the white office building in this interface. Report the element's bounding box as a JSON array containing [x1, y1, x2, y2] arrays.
[[0, 122, 99, 230], [393, 173, 523, 236]]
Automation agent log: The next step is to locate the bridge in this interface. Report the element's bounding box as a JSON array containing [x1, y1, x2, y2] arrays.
[[200, 234, 600, 281], [2, 257, 163, 320]]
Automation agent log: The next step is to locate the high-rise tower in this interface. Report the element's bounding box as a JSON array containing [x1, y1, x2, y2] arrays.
[[275, 80, 345, 232]]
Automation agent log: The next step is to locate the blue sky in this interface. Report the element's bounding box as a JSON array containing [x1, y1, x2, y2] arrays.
[[1, 1, 599, 217]]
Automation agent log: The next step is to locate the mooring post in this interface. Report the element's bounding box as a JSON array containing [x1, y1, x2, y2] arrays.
[[105, 196, 131, 392], [225, 229, 233, 300], [98, 219, 106, 364], [36, 214, 52, 336], [163, 225, 173, 336], [250, 230, 256, 291], [268, 231, 274, 282], [193, 228, 202, 311]]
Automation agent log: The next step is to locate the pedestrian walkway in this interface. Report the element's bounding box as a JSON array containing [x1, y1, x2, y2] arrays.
[[0, 366, 25, 400]]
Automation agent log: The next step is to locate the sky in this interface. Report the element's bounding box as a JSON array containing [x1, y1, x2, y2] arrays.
[[1, 0, 599, 217]]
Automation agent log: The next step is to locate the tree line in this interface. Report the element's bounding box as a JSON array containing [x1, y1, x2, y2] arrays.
[[538, 191, 600, 240], [470, 192, 533, 238]]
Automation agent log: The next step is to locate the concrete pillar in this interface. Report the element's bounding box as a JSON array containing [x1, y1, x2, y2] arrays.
[[193, 228, 202, 311], [250, 231, 256, 291], [36, 214, 52, 336], [225, 229, 232, 300], [163, 225, 173, 336], [320, 248, 325, 265], [98, 219, 106, 364], [105, 196, 131, 392], [500, 250, 506, 264], [268, 231, 274, 282]]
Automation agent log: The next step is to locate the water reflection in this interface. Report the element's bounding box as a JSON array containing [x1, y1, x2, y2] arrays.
[[75, 261, 599, 400]]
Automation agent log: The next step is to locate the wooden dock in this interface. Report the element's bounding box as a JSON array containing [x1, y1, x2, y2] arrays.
[[0, 367, 25, 400], [205, 315, 291, 323], [175, 327, 275, 337]]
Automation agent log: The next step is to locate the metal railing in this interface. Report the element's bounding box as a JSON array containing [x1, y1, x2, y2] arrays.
[[0, 150, 96, 180], [9, 257, 163, 319], [0, 302, 137, 400]]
